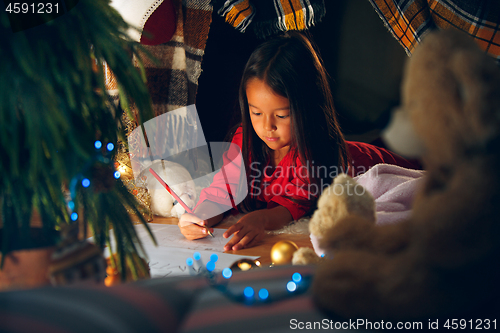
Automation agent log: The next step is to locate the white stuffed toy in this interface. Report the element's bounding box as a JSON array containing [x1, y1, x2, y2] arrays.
[[144, 160, 197, 218]]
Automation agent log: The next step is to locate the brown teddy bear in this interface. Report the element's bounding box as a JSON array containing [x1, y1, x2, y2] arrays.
[[311, 29, 500, 321], [292, 174, 375, 265]]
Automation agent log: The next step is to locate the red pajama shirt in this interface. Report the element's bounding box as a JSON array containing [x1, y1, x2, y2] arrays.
[[196, 126, 419, 220]]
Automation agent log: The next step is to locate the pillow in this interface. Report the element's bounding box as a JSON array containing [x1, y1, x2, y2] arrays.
[[141, 0, 176, 45], [110, 0, 176, 45], [177, 265, 326, 333], [0, 276, 195, 333]]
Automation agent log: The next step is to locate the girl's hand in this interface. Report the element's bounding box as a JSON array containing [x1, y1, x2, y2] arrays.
[[178, 213, 214, 240], [223, 211, 267, 251]]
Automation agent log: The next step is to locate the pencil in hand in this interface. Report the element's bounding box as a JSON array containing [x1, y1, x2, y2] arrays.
[[149, 168, 214, 237], [189, 221, 214, 237]]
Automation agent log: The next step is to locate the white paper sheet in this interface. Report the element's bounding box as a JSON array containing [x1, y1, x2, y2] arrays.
[[101, 223, 259, 278], [146, 246, 255, 278], [134, 223, 230, 253]]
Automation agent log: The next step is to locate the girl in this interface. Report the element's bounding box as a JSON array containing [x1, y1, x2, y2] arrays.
[[179, 32, 418, 251]]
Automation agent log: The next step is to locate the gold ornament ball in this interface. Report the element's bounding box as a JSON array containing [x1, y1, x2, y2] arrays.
[[270, 240, 299, 265], [229, 258, 260, 272]]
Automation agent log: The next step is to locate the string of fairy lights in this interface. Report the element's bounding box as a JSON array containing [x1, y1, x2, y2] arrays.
[[185, 251, 311, 305], [67, 140, 120, 222]]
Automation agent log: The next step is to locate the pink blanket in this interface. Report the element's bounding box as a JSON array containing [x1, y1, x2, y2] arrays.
[[355, 164, 425, 225]]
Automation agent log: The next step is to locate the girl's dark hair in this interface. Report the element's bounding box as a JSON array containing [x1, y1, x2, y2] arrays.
[[238, 31, 350, 213]]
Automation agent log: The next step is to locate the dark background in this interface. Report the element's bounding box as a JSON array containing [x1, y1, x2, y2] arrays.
[[195, 0, 408, 144]]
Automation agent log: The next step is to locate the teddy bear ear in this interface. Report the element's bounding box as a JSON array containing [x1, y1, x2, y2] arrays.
[[449, 46, 500, 147], [382, 107, 426, 158]]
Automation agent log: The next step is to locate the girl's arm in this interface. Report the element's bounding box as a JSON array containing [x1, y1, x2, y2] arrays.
[[222, 205, 293, 251], [193, 200, 226, 227], [179, 127, 244, 240], [178, 201, 224, 240]]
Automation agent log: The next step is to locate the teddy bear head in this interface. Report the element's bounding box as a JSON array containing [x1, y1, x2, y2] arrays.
[[310, 174, 375, 237], [306, 174, 375, 257]]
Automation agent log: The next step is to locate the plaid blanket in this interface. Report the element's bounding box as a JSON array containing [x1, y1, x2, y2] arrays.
[[214, 0, 325, 38], [106, 0, 213, 115], [137, 0, 213, 114], [369, 0, 500, 64]]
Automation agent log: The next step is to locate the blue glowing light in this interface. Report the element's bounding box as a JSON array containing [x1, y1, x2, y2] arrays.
[[210, 253, 219, 262], [206, 261, 216, 272], [292, 272, 302, 283], [193, 252, 201, 261], [68, 201, 75, 210], [107, 143, 114, 151], [222, 268, 232, 279], [94, 140, 102, 149], [71, 212, 78, 221], [82, 178, 90, 188], [113, 171, 121, 179], [258, 288, 269, 300], [244, 287, 254, 298], [287, 281, 297, 292], [186, 258, 194, 266], [321, 253, 325, 258]]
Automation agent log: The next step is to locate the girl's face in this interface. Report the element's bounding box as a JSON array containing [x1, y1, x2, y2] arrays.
[[246, 78, 291, 161]]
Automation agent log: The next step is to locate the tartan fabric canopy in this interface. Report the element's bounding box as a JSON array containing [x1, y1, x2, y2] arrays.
[[369, 0, 500, 64], [213, 0, 326, 38]]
